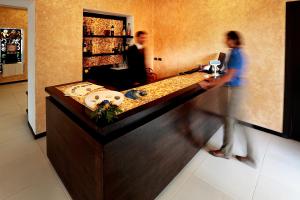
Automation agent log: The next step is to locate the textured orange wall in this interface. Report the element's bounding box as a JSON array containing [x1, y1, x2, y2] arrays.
[[153, 0, 285, 132], [35, 0, 154, 133], [0, 7, 27, 83], [35, 0, 285, 133]]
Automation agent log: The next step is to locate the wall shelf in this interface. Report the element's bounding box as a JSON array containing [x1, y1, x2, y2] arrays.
[[83, 52, 124, 57], [83, 64, 122, 69], [83, 11, 132, 81], [83, 35, 133, 39]]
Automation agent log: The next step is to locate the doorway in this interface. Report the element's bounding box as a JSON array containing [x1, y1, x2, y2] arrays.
[[0, 0, 36, 136], [284, 1, 300, 141], [0, 7, 27, 84]]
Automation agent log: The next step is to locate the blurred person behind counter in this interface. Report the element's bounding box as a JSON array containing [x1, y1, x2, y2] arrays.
[[127, 31, 148, 86]]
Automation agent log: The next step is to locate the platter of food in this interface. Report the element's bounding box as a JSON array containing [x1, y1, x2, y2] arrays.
[[64, 83, 103, 97], [85, 90, 125, 109]]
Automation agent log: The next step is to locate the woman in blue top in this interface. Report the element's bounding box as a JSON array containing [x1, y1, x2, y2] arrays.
[[200, 31, 253, 164]]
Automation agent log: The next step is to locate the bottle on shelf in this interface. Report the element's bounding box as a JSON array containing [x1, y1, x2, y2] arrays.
[[90, 26, 94, 36], [110, 25, 115, 36], [118, 43, 122, 53], [121, 43, 125, 53], [87, 40, 93, 55], [125, 42, 129, 51], [90, 40, 93, 54], [112, 41, 117, 53], [87, 27, 91, 36], [83, 21, 87, 36], [86, 40, 89, 53], [127, 23, 131, 36], [122, 25, 126, 36], [83, 40, 87, 53]]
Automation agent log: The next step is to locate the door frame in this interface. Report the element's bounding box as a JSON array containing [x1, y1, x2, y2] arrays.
[[283, 1, 300, 140], [0, 0, 37, 134]]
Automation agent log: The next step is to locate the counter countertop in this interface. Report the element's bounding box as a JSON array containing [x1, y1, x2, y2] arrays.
[[56, 72, 210, 112], [45, 72, 210, 144]]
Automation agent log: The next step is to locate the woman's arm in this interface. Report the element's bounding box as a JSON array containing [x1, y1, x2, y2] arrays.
[[199, 68, 237, 89]]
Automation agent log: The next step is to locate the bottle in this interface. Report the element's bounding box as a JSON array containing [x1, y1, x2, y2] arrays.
[[88, 40, 93, 54], [125, 43, 129, 51], [122, 25, 126, 36], [117, 43, 122, 53], [121, 43, 125, 53], [83, 21, 87, 36], [110, 25, 114, 36], [86, 41, 89, 54], [87, 27, 91, 36], [86, 40, 90, 54], [83, 41, 87, 53], [90, 26, 94, 36], [127, 23, 131, 36]]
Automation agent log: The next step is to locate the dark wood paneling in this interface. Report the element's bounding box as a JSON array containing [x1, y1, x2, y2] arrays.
[[103, 89, 222, 200], [46, 79, 223, 200], [47, 97, 103, 200]]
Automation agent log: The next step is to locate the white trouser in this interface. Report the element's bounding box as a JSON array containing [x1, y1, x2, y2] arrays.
[[219, 86, 251, 157]]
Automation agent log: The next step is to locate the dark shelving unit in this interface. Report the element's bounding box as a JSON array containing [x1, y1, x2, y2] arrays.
[[83, 35, 133, 39], [83, 52, 123, 57], [83, 64, 112, 69], [82, 12, 133, 83]]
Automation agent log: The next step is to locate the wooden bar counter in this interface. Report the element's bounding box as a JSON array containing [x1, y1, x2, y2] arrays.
[[45, 72, 223, 200]]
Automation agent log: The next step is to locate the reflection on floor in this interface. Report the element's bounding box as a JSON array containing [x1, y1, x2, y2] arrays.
[[1, 82, 300, 200]]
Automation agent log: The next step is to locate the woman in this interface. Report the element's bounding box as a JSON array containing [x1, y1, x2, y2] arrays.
[[199, 31, 253, 163]]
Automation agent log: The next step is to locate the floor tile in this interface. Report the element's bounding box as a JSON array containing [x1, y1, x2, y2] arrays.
[[194, 153, 258, 200], [36, 137, 47, 156], [156, 149, 210, 200], [5, 183, 70, 200], [0, 133, 40, 168], [267, 136, 300, 164], [260, 136, 300, 189], [253, 175, 300, 200], [171, 175, 235, 200], [12, 91, 28, 112], [0, 113, 29, 140], [0, 124, 32, 147], [0, 96, 21, 116], [0, 150, 55, 199]]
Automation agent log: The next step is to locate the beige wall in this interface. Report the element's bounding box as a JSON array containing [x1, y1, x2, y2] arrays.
[[0, 6, 27, 83], [35, 0, 285, 133], [152, 0, 285, 132], [35, 0, 154, 133]]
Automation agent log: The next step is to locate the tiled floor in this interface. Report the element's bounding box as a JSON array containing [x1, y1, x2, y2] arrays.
[[1, 82, 300, 200]]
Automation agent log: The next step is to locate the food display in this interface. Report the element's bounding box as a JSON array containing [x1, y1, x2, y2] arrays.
[[57, 73, 210, 113], [85, 90, 125, 110], [118, 72, 211, 113], [64, 83, 103, 97]]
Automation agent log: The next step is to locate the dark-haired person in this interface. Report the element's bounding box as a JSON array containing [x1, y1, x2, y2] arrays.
[[199, 31, 254, 165], [127, 31, 148, 85]]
